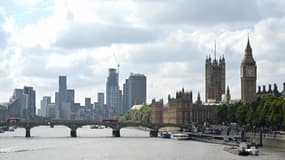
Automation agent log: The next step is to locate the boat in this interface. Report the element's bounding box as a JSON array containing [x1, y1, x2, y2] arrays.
[[246, 146, 259, 156], [90, 125, 104, 129], [238, 142, 250, 156], [98, 125, 105, 129], [171, 133, 191, 140], [238, 142, 259, 156], [160, 132, 171, 138], [90, 125, 99, 129], [8, 126, 16, 132]]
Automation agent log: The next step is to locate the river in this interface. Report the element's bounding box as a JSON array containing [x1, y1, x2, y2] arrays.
[[0, 126, 284, 160]]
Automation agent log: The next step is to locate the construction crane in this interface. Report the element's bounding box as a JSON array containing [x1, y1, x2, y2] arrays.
[[112, 51, 120, 75]]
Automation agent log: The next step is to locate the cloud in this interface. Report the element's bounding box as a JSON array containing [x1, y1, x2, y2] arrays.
[[1, 0, 285, 107], [54, 22, 158, 49], [132, 0, 260, 26]]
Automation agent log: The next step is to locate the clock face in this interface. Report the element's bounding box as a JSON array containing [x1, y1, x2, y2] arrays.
[[246, 67, 255, 77]]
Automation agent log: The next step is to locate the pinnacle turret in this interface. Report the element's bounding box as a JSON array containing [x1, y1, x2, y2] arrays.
[[245, 37, 252, 56]]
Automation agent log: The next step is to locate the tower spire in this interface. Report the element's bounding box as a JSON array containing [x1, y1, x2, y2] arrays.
[[245, 35, 252, 55], [214, 40, 216, 60]]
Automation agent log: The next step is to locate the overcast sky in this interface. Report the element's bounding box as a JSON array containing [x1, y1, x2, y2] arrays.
[[0, 0, 285, 108]]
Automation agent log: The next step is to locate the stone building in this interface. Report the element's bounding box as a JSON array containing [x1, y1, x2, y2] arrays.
[[151, 89, 216, 125], [257, 82, 285, 99], [205, 46, 225, 102], [240, 38, 257, 103]]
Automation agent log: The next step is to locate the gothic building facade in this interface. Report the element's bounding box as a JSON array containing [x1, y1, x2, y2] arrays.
[[205, 53, 225, 103], [257, 82, 285, 99], [240, 38, 257, 103], [151, 89, 216, 125]]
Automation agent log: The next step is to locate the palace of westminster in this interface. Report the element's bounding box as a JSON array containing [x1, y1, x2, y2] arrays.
[[152, 38, 285, 125]]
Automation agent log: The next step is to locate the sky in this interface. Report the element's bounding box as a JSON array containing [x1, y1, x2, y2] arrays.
[[0, 0, 285, 108]]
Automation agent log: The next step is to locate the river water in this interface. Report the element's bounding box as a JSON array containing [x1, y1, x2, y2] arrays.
[[0, 126, 284, 160]]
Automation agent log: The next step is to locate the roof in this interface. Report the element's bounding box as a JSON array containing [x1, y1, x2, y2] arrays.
[[130, 104, 144, 110]]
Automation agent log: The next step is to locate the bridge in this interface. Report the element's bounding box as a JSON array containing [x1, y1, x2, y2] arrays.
[[0, 120, 191, 138]]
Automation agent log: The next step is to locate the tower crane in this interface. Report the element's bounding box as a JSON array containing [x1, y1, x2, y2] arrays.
[[112, 51, 120, 75]]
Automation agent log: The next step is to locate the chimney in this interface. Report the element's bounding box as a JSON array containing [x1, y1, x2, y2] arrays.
[[262, 85, 266, 93], [283, 82, 285, 91], [268, 84, 272, 93], [258, 86, 261, 93]]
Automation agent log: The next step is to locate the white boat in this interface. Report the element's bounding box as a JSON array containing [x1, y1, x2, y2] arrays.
[[8, 126, 16, 132], [238, 142, 259, 156], [246, 146, 259, 156], [171, 133, 191, 140]]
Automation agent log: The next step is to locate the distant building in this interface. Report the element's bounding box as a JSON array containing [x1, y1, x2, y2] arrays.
[[106, 68, 122, 117], [122, 79, 129, 114], [84, 97, 93, 120], [128, 73, 146, 109], [122, 73, 147, 114], [47, 103, 57, 119], [54, 76, 76, 120], [240, 38, 257, 103], [152, 88, 216, 125], [0, 103, 8, 121], [8, 86, 36, 120], [39, 96, 51, 117], [205, 46, 225, 102], [222, 86, 231, 104], [94, 92, 105, 120], [256, 82, 285, 100]]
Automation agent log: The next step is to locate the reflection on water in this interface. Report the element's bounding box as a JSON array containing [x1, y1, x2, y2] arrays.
[[0, 126, 284, 160]]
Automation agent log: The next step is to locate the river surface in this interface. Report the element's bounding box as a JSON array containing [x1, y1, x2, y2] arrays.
[[0, 126, 284, 160]]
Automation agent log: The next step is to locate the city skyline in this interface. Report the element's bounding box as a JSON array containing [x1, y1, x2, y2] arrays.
[[1, 1, 285, 107]]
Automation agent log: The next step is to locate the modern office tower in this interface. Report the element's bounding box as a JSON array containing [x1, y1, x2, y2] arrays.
[[55, 76, 75, 119], [23, 86, 36, 120], [127, 73, 146, 108], [122, 79, 129, 114], [106, 68, 122, 117], [241, 38, 257, 103], [66, 89, 75, 103], [0, 104, 8, 121], [205, 46, 226, 103], [59, 76, 67, 92], [8, 87, 36, 120], [94, 92, 105, 120], [47, 103, 57, 119], [122, 73, 147, 113], [84, 97, 93, 120], [8, 89, 23, 118], [55, 75, 67, 119], [39, 96, 51, 117]]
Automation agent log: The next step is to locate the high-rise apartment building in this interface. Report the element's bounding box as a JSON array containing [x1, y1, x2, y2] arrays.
[[106, 68, 122, 117]]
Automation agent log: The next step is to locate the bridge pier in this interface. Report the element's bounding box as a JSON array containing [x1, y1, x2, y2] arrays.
[[112, 129, 120, 137], [25, 128, 31, 138], [70, 129, 77, 137], [149, 130, 158, 137]]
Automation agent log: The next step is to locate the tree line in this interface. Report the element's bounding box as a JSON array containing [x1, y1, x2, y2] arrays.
[[117, 105, 152, 123], [215, 96, 285, 129]]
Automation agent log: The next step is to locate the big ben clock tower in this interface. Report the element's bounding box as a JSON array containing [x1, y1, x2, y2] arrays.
[[241, 38, 257, 103]]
